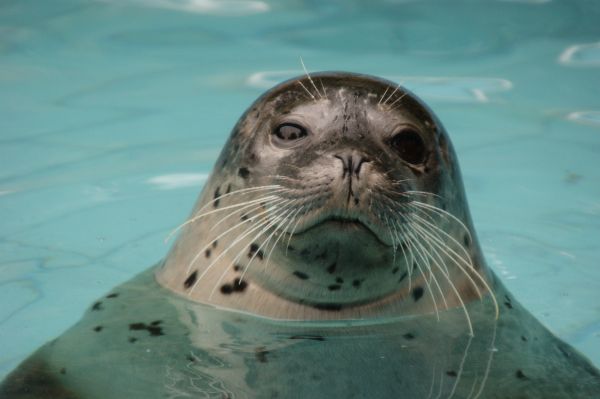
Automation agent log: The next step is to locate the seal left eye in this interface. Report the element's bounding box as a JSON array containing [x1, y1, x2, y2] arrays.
[[390, 129, 427, 165], [273, 123, 307, 142]]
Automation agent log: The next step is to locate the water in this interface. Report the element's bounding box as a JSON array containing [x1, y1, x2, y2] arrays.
[[1, 0, 599, 382]]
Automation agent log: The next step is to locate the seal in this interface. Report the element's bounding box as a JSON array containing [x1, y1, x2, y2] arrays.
[[2, 72, 599, 399]]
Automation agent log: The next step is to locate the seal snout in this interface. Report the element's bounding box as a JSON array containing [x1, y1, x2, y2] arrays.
[[334, 151, 370, 180], [334, 151, 371, 206]]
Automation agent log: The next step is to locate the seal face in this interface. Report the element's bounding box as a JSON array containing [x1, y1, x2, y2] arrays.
[[157, 72, 492, 320]]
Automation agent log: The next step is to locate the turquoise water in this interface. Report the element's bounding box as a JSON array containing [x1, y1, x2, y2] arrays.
[[1, 0, 599, 381]]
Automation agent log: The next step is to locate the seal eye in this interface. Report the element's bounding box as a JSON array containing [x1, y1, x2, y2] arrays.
[[390, 129, 426, 165], [273, 123, 307, 144]]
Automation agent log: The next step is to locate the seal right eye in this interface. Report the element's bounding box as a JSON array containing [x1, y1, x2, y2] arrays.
[[273, 123, 307, 143]]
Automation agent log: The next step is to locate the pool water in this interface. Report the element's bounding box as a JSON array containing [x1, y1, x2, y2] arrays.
[[1, 0, 599, 381]]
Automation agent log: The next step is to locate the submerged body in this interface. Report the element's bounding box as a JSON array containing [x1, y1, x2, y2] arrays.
[[2, 73, 599, 398]]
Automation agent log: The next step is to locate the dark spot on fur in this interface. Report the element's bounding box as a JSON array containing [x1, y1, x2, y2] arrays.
[[290, 335, 325, 341], [504, 295, 513, 309], [128, 337, 138, 343], [147, 326, 164, 336], [335, 277, 344, 284], [213, 187, 221, 208], [403, 333, 415, 340], [391, 267, 399, 274], [91, 301, 103, 311], [293, 271, 309, 280], [129, 322, 146, 331], [412, 287, 424, 302], [288, 245, 295, 251], [398, 272, 407, 283], [241, 214, 248, 221], [212, 240, 218, 248], [521, 335, 528, 342], [221, 279, 248, 295], [186, 354, 195, 362], [233, 278, 248, 292], [556, 343, 572, 359], [327, 262, 337, 274], [150, 320, 162, 326], [463, 234, 470, 247], [515, 370, 528, 380], [183, 271, 198, 289], [93, 326, 103, 332], [129, 322, 163, 336], [238, 167, 250, 179], [59, 368, 66, 375], [226, 184, 231, 194], [205, 249, 211, 258], [255, 347, 269, 363], [352, 279, 362, 288], [446, 371, 457, 377], [248, 243, 263, 260], [233, 264, 242, 272], [328, 284, 341, 291], [106, 293, 119, 298], [221, 284, 233, 294]]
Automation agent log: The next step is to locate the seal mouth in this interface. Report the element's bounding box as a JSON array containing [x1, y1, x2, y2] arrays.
[[291, 213, 392, 247]]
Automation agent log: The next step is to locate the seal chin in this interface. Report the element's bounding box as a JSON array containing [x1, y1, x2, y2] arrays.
[[290, 213, 393, 247]]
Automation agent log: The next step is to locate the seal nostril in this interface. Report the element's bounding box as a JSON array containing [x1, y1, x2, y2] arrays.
[[334, 153, 370, 180]]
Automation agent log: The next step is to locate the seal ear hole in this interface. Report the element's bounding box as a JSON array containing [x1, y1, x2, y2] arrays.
[[272, 122, 308, 147], [390, 129, 427, 165]]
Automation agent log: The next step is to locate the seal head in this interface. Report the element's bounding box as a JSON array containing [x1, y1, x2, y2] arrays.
[[158, 72, 492, 320]]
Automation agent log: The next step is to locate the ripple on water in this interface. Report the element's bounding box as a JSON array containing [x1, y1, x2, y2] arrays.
[[566, 111, 600, 128], [147, 173, 209, 190], [559, 42, 600, 66], [96, 0, 270, 16]]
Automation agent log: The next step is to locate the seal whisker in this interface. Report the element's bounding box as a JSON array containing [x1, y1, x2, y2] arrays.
[[447, 334, 474, 399], [297, 80, 317, 102], [387, 92, 408, 109], [383, 215, 398, 266], [411, 201, 473, 243], [404, 226, 449, 311], [426, 364, 436, 399], [401, 228, 440, 320], [285, 206, 308, 255], [165, 187, 285, 242], [405, 190, 442, 199], [381, 83, 401, 106], [378, 86, 390, 105], [471, 321, 498, 399], [186, 200, 291, 276], [318, 78, 327, 97], [410, 222, 483, 336], [208, 209, 293, 300], [237, 207, 297, 283], [265, 206, 304, 266], [434, 365, 445, 399], [192, 204, 293, 295], [299, 56, 324, 100], [392, 219, 415, 292], [210, 197, 288, 232], [410, 212, 500, 320], [190, 184, 284, 216], [410, 217, 482, 298]]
